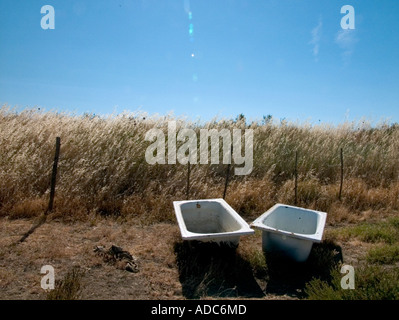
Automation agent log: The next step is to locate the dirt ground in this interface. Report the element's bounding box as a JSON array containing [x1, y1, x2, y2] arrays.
[[0, 216, 360, 300]]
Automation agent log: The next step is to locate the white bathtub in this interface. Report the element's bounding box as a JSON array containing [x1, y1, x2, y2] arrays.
[[173, 199, 254, 246], [251, 204, 327, 262]]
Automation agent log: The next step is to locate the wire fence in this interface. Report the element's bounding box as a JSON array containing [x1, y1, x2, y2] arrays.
[[43, 137, 356, 212]]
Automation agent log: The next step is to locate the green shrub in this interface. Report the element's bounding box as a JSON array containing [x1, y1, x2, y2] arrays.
[[305, 265, 399, 300], [367, 244, 399, 264], [330, 219, 399, 244]]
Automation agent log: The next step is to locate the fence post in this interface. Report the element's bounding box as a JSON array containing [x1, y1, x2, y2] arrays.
[[19, 137, 61, 243], [339, 148, 344, 201], [186, 161, 191, 200], [223, 145, 233, 200], [294, 151, 298, 205], [47, 137, 61, 214]]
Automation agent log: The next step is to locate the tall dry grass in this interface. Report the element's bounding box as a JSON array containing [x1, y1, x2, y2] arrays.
[[1, 105, 399, 225]]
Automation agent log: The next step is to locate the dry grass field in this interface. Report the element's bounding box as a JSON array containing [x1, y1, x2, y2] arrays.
[[1, 105, 399, 300]]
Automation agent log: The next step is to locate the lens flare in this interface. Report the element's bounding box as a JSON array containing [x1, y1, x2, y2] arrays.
[[185, 2, 198, 86]]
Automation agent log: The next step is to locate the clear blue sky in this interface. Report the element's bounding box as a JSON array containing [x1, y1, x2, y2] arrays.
[[1, 0, 398, 124]]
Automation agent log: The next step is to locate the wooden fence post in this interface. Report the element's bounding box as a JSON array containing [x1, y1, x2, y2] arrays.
[[47, 137, 61, 214], [223, 145, 233, 200], [19, 137, 61, 243], [186, 161, 191, 200]]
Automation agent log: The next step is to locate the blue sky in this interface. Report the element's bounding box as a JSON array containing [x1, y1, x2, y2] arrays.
[[0, 0, 398, 125]]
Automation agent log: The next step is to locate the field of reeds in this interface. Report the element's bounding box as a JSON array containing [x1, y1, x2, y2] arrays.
[[1, 105, 399, 300], [1, 105, 399, 224]]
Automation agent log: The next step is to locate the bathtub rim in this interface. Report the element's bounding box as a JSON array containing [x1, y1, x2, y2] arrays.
[[251, 203, 327, 243], [173, 198, 255, 241]]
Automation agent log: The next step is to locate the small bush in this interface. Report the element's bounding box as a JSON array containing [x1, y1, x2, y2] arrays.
[[46, 267, 85, 300], [9, 198, 47, 219], [242, 248, 268, 278]]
